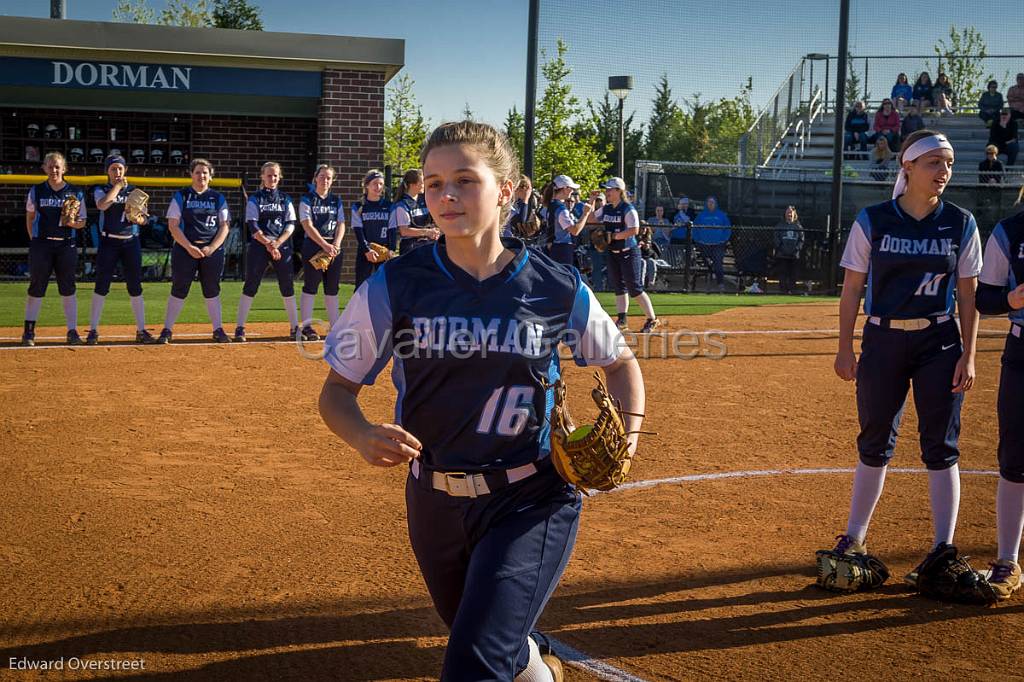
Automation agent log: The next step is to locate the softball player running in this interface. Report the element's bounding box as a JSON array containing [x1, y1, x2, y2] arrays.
[[390, 169, 440, 255], [299, 164, 345, 340], [975, 204, 1024, 599], [157, 158, 232, 344], [234, 162, 299, 342], [319, 121, 645, 681], [588, 177, 660, 333], [351, 169, 394, 290], [21, 151, 86, 346], [822, 130, 982, 585], [545, 174, 593, 266], [88, 154, 155, 344]]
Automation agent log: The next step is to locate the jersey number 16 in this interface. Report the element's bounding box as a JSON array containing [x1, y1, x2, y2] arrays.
[[476, 386, 535, 437]]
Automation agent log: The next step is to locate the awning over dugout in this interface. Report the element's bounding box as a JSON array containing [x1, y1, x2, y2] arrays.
[[0, 16, 405, 117]]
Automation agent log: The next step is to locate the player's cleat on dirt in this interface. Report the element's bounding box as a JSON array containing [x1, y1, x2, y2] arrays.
[[640, 317, 661, 333], [615, 313, 628, 330], [832, 533, 868, 555], [21, 332, 35, 347], [234, 326, 246, 343], [85, 329, 99, 345], [212, 327, 231, 343], [136, 329, 156, 344], [66, 329, 83, 345], [157, 328, 172, 345], [988, 559, 1021, 600], [290, 326, 300, 340], [534, 634, 563, 682], [301, 326, 320, 342]]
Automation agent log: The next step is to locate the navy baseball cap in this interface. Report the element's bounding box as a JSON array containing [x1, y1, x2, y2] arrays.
[[105, 154, 127, 170]]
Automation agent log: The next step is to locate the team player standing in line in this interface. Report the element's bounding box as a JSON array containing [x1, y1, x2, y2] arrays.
[[544, 174, 593, 266], [299, 164, 345, 339], [319, 121, 645, 681], [235, 162, 299, 342], [975, 205, 1024, 599], [390, 168, 439, 254], [824, 130, 982, 585], [21, 152, 87, 346], [87, 154, 155, 344], [588, 176, 660, 333], [351, 169, 394, 290], [158, 158, 232, 344]]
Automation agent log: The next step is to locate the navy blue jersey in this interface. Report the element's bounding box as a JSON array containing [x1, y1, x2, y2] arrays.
[[840, 200, 982, 319], [548, 199, 575, 245], [324, 238, 623, 472], [93, 183, 138, 237], [245, 188, 296, 239], [417, 194, 432, 227], [980, 211, 1024, 325], [167, 188, 230, 243], [299, 191, 344, 239], [352, 197, 392, 246], [27, 182, 85, 240], [389, 194, 430, 231], [596, 201, 640, 250]]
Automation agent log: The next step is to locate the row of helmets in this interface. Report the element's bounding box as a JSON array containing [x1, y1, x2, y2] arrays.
[[26, 123, 172, 142], [67, 148, 186, 164]]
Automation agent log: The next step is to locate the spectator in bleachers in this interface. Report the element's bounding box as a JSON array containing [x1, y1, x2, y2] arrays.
[[933, 73, 955, 115], [648, 204, 671, 250], [843, 100, 871, 157], [773, 205, 803, 295], [670, 196, 694, 245], [870, 136, 894, 181], [912, 71, 933, 110], [978, 80, 1005, 127], [901, 103, 925, 137], [638, 224, 661, 290], [872, 98, 901, 149], [891, 73, 913, 111], [693, 195, 731, 291], [978, 145, 1004, 184], [1008, 73, 1024, 121], [988, 108, 1020, 166]]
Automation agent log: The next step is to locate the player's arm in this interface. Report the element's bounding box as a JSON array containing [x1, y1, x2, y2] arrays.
[[246, 197, 273, 248], [953, 276, 978, 393], [95, 182, 123, 210], [835, 268, 867, 381], [204, 201, 231, 255], [568, 203, 593, 236], [319, 370, 422, 467], [271, 200, 297, 251], [600, 348, 644, 455]]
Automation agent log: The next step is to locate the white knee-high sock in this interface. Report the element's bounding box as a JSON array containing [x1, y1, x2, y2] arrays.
[[236, 294, 254, 328], [61, 295, 78, 330], [846, 462, 888, 543], [929, 464, 960, 547], [89, 293, 105, 331], [300, 292, 315, 327], [129, 295, 146, 331], [615, 294, 628, 315], [25, 296, 43, 322], [513, 636, 554, 682], [205, 296, 223, 331], [324, 294, 339, 328], [164, 295, 186, 330], [997, 477, 1024, 562], [634, 292, 656, 319], [283, 295, 298, 329]]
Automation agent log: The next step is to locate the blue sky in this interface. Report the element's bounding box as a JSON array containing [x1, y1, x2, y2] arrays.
[[3, 0, 1022, 130]]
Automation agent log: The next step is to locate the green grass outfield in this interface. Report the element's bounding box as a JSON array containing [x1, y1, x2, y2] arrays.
[[0, 281, 835, 328]]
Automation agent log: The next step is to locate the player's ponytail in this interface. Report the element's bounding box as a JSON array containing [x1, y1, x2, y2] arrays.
[[541, 181, 555, 206], [395, 169, 423, 201]]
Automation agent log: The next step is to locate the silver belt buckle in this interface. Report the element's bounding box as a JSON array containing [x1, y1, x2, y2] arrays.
[[439, 471, 489, 498]]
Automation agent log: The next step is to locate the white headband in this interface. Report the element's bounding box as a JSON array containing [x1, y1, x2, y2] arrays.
[[892, 134, 954, 199]]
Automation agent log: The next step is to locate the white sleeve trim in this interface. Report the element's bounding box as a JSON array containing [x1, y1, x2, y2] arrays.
[[978, 229, 1010, 286], [624, 208, 640, 229], [166, 194, 182, 220], [839, 220, 871, 273], [323, 276, 392, 384], [299, 200, 312, 223], [957, 219, 983, 278]]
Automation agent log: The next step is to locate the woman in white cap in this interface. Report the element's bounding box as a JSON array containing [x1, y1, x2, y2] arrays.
[[816, 129, 986, 597], [544, 174, 593, 266], [589, 176, 660, 333]]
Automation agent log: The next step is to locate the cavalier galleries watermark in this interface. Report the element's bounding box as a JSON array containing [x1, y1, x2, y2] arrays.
[[7, 657, 146, 672], [294, 317, 727, 362]]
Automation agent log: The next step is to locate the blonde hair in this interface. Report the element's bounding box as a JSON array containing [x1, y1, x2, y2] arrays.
[[261, 161, 282, 177], [190, 158, 214, 176], [986, 144, 999, 155], [42, 151, 66, 171]]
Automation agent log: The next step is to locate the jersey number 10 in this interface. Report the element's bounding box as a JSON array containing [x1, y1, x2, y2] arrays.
[[476, 386, 535, 437], [914, 272, 947, 296]]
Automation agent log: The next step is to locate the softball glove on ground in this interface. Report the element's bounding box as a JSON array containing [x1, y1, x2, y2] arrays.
[[309, 250, 334, 272], [913, 543, 998, 606], [815, 545, 890, 592], [60, 195, 81, 226]]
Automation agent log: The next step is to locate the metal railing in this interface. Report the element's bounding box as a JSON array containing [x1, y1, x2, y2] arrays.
[[738, 58, 816, 168], [766, 87, 826, 176]]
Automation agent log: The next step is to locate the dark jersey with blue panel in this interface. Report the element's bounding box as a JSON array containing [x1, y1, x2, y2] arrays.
[[980, 211, 1024, 325], [352, 197, 392, 247], [600, 201, 640, 251], [324, 237, 622, 472], [246, 188, 295, 239], [93, 183, 138, 237], [549, 199, 575, 245], [840, 200, 982, 319], [299, 191, 344, 239], [169, 188, 229, 243], [28, 182, 85, 240]]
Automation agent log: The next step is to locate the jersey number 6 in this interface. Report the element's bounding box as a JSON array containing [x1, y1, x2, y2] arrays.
[[476, 386, 535, 437]]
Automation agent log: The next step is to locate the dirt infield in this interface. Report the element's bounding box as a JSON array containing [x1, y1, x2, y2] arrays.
[[1, 303, 1021, 681]]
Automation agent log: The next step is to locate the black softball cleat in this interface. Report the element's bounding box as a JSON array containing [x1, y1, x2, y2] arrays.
[[301, 326, 320, 342], [136, 329, 156, 344], [234, 326, 247, 343], [66, 329, 83, 345], [85, 329, 99, 345], [212, 327, 231, 343], [156, 328, 172, 345]]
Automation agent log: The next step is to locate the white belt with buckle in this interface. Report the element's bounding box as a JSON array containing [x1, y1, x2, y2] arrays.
[[1012, 323, 1022, 338], [101, 231, 135, 240], [411, 459, 539, 498], [45, 236, 70, 241], [868, 315, 950, 331]]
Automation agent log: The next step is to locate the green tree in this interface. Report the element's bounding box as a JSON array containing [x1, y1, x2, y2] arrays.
[[533, 40, 608, 192], [384, 73, 429, 175], [931, 25, 990, 107], [644, 73, 679, 161], [112, 0, 212, 26], [212, 0, 263, 30], [844, 53, 869, 106], [504, 106, 525, 167], [582, 92, 644, 182]]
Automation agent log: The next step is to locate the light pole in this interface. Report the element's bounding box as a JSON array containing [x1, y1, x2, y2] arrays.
[[608, 76, 633, 179]]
